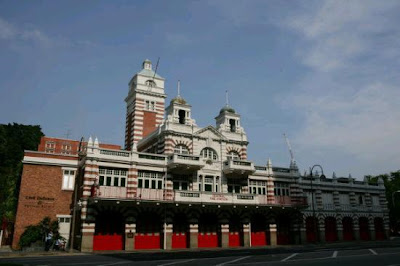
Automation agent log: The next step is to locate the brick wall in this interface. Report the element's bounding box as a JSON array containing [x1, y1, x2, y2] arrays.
[[12, 164, 75, 249], [142, 111, 157, 138]]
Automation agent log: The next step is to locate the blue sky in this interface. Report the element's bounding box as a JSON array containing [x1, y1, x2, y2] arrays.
[[1, 0, 399, 179]]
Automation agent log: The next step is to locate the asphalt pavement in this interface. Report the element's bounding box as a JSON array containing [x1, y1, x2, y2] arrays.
[[1, 241, 400, 266]]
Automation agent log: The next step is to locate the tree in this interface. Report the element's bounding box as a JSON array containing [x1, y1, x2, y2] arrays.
[[366, 170, 400, 235], [0, 123, 44, 221]]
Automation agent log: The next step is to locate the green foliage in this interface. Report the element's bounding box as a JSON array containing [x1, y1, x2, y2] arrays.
[[18, 225, 42, 248], [0, 123, 44, 221], [18, 216, 60, 248], [366, 170, 400, 233]]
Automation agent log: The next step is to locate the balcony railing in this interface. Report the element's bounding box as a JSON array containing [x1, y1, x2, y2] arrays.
[[98, 186, 127, 198], [95, 188, 304, 208], [138, 153, 166, 161], [99, 149, 130, 157], [135, 188, 165, 201], [168, 154, 204, 171], [223, 160, 255, 176]]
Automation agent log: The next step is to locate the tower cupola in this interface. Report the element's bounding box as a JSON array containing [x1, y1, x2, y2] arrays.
[[165, 81, 196, 126], [215, 91, 245, 135]]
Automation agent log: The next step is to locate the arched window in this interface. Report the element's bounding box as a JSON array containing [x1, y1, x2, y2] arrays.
[[145, 80, 156, 87], [174, 144, 189, 155], [227, 151, 240, 160], [200, 148, 218, 161]]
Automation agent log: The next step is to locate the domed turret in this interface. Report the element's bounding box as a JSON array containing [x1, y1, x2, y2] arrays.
[[219, 105, 236, 114], [171, 95, 187, 105]]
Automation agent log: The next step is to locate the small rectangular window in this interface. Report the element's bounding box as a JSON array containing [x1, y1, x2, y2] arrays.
[[145, 179, 150, 188], [228, 185, 233, 193], [205, 184, 212, 192], [138, 179, 143, 188], [99, 176, 104, 186], [151, 180, 156, 189], [173, 182, 179, 190], [113, 177, 119, 187], [120, 178, 126, 187], [106, 176, 112, 186]]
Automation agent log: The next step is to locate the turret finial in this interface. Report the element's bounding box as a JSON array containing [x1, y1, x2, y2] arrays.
[[177, 80, 181, 97], [225, 90, 229, 106]]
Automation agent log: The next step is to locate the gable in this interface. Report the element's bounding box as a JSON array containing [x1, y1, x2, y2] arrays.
[[194, 126, 226, 140]]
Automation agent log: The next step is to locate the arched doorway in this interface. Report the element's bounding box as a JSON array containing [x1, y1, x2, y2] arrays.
[[172, 213, 189, 249], [342, 217, 354, 241], [229, 215, 243, 247], [135, 212, 163, 249], [306, 216, 318, 243], [374, 217, 385, 240], [277, 215, 291, 245], [359, 217, 370, 241], [251, 214, 268, 246], [325, 217, 337, 242], [93, 211, 124, 251], [198, 213, 220, 248]]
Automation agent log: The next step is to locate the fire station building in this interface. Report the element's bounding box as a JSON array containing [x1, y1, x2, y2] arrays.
[[13, 59, 389, 251]]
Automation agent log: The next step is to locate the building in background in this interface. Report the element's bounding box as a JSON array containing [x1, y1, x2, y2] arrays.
[[12, 59, 389, 251]]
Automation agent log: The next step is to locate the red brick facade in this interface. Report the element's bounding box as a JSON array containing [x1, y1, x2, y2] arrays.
[[12, 164, 76, 249]]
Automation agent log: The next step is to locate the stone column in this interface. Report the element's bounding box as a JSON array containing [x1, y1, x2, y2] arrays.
[[81, 223, 95, 252], [336, 218, 344, 241], [269, 224, 277, 246], [318, 219, 326, 243], [125, 223, 135, 251], [369, 218, 376, 241], [221, 224, 229, 248], [243, 223, 250, 247], [165, 223, 173, 249], [300, 227, 307, 244], [353, 218, 360, 240], [291, 223, 301, 244], [189, 223, 198, 249]]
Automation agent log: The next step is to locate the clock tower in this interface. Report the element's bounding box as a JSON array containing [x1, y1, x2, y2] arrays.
[[124, 59, 166, 150]]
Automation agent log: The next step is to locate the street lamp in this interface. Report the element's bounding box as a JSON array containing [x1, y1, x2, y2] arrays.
[[309, 165, 326, 242]]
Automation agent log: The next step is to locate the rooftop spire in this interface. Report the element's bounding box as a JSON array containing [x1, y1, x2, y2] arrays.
[[177, 80, 181, 97], [225, 90, 229, 106]]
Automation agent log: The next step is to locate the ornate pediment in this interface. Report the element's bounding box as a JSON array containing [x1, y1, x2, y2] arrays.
[[194, 125, 226, 140]]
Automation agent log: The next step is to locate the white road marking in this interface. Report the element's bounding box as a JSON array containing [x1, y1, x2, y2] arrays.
[[369, 249, 378, 255], [157, 259, 195, 266], [281, 253, 298, 262], [98, 262, 131, 266], [332, 251, 338, 258], [217, 256, 252, 266]]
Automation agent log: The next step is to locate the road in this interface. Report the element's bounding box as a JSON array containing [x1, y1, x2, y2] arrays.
[[1, 246, 400, 266]]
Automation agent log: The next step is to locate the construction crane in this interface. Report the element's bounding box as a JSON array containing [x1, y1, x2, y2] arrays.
[[283, 133, 295, 165]]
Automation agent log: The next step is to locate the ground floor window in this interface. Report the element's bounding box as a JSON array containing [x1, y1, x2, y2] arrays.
[[138, 170, 164, 189]]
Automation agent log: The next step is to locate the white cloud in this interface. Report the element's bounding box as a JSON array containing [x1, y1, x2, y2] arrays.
[[280, 0, 400, 176], [0, 16, 95, 49]]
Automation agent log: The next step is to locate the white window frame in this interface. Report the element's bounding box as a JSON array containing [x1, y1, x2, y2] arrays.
[[249, 180, 267, 195], [227, 151, 240, 160], [200, 148, 218, 161], [57, 214, 72, 223], [274, 182, 290, 196], [98, 168, 127, 187], [62, 168, 76, 191], [174, 144, 189, 154], [138, 171, 164, 189]]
